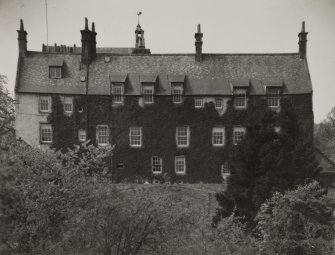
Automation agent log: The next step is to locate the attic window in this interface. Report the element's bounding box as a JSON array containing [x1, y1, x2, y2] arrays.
[[112, 83, 124, 104], [172, 84, 183, 104], [267, 88, 281, 108], [234, 89, 247, 109], [49, 67, 62, 79], [142, 85, 154, 104]]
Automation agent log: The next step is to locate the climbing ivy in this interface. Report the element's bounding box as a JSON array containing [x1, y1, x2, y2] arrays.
[[48, 94, 313, 183]]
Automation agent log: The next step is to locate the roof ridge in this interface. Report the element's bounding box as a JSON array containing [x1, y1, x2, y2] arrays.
[[27, 50, 300, 57]]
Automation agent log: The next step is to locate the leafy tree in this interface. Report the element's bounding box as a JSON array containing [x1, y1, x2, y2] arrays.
[[256, 181, 335, 255], [315, 107, 335, 163], [0, 75, 14, 138], [214, 102, 321, 224]]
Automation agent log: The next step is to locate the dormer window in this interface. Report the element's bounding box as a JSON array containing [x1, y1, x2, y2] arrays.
[[168, 75, 185, 104], [110, 74, 127, 104], [267, 88, 281, 108], [172, 85, 183, 104], [234, 89, 247, 109], [49, 67, 62, 78], [140, 75, 157, 104], [143, 85, 154, 104], [231, 80, 250, 110], [112, 83, 124, 104], [48, 59, 63, 79]]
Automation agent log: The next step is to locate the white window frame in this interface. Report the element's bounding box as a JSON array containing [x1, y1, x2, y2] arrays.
[[234, 89, 247, 109], [63, 96, 73, 113], [215, 98, 223, 109], [129, 127, 142, 147], [39, 96, 51, 113], [172, 86, 183, 104], [221, 162, 231, 182], [112, 83, 124, 104], [212, 127, 225, 146], [96, 125, 109, 146], [143, 85, 154, 104], [40, 124, 52, 144], [78, 129, 86, 142], [233, 127, 246, 146], [267, 88, 281, 108], [175, 156, 186, 174], [151, 156, 162, 174], [194, 98, 203, 108], [176, 126, 190, 148], [49, 67, 62, 79]]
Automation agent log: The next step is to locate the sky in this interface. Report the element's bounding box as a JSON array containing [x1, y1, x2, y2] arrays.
[[0, 0, 334, 122]]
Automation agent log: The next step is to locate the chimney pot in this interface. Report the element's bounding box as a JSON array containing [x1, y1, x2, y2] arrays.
[[85, 17, 89, 30], [298, 21, 308, 59], [20, 19, 24, 30], [92, 22, 95, 32], [17, 19, 28, 57], [195, 24, 203, 62]]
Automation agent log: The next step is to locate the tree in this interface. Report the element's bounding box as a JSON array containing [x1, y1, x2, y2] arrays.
[[256, 181, 335, 255], [214, 102, 321, 224], [315, 107, 335, 163], [0, 75, 14, 138]]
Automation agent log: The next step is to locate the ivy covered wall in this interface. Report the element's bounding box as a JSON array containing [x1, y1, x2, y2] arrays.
[[48, 94, 313, 183]]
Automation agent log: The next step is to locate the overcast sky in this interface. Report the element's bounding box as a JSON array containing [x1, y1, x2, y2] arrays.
[[0, 0, 334, 122]]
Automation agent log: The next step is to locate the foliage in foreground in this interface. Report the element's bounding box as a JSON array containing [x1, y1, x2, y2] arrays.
[[214, 103, 321, 224], [0, 143, 333, 254], [256, 181, 335, 255]]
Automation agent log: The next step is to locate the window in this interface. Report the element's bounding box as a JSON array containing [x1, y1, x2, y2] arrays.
[[194, 98, 203, 108], [112, 84, 124, 103], [129, 127, 142, 147], [176, 126, 190, 147], [215, 98, 223, 109], [233, 127, 246, 145], [212, 127, 225, 146], [143, 86, 154, 104], [78, 129, 86, 142], [64, 96, 73, 113], [221, 162, 231, 182], [96, 125, 109, 146], [49, 67, 62, 78], [267, 88, 281, 108], [152, 156, 162, 174], [172, 86, 183, 104], [234, 89, 247, 109], [175, 156, 186, 174], [39, 96, 50, 112], [40, 124, 52, 143]]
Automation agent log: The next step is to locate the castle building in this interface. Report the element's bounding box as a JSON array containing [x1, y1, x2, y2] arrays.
[[15, 18, 313, 183]]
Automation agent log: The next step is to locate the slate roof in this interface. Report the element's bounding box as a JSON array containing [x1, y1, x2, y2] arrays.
[[16, 51, 313, 96]]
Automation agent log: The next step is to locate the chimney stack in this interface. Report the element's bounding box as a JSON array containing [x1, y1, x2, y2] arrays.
[[17, 19, 28, 57], [80, 17, 97, 64], [195, 24, 203, 62], [298, 21, 308, 59]]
